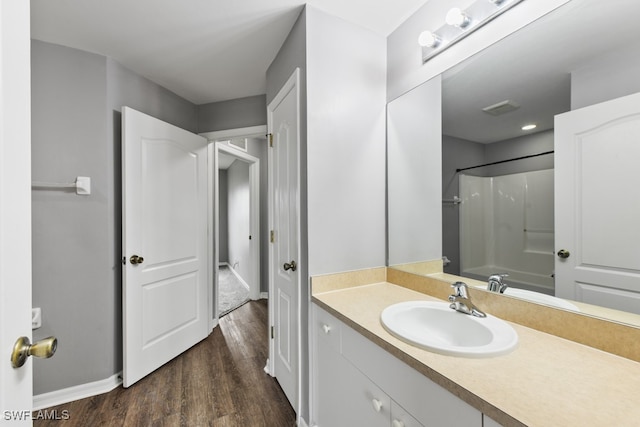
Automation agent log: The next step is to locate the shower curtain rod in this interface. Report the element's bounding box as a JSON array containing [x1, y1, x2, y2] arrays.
[[456, 150, 554, 173]]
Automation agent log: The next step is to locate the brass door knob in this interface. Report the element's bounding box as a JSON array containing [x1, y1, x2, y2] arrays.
[[283, 260, 297, 272], [130, 255, 144, 265], [11, 336, 57, 368], [557, 249, 570, 259]]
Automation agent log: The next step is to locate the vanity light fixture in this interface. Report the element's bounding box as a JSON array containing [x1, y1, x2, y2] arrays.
[[522, 124, 537, 131], [418, 31, 441, 48], [420, 0, 525, 63], [446, 8, 471, 28]]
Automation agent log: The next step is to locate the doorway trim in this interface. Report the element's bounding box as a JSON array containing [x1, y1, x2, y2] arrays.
[[203, 127, 265, 331]]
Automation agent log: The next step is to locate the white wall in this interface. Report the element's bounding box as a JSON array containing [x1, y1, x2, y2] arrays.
[[306, 6, 387, 275], [387, 76, 442, 265], [227, 160, 251, 283], [387, 0, 571, 102]]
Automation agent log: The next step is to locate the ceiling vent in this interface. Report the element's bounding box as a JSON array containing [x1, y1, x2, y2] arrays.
[[482, 100, 520, 116]]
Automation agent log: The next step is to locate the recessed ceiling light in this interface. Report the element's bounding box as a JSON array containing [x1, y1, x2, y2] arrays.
[[522, 124, 537, 131]]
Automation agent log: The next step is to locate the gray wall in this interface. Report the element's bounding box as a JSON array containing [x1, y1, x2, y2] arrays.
[[198, 95, 266, 132], [442, 135, 484, 275], [244, 137, 270, 295], [227, 160, 251, 282], [219, 169, 229, 263], [441, 130, 554, 275], [31, 40, 199, 395], [571, 43, 640, 110], [31, 40, 113, 395], [32, 36, 271, 396]]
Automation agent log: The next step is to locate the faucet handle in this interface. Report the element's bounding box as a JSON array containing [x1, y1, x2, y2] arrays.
[[487, 274, 509, 293], [451, 281, 469, 297]]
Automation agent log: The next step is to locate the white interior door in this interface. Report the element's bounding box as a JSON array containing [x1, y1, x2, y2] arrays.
[[122, 107, 209, 387], [0, 1, 33, 421], [267, 69, 300, 412], [555, 91, 640, 313]]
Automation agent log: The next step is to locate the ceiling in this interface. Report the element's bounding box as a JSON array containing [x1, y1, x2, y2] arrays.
[[30, 0, 428, 105], [442, 0, 640, 144]]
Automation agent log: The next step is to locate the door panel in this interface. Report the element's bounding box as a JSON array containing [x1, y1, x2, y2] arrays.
[[555, 92, 640, 313], [0, 0, 33, 418], [268, 69, 300, 411], [123, 107, 209, 387]]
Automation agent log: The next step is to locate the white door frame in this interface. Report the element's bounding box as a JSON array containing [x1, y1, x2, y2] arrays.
[[203, 126, 265, 329], [266, 68, 302, 416]]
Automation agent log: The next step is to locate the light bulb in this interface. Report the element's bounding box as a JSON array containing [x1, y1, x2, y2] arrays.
[[418, 31, 441, 48], [446, 7, 471, 28], [522, 124, 537, 131]]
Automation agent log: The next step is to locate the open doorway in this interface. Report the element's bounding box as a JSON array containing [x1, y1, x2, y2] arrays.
[[217, 147, 256, 316], [203, 126, 267, 326]]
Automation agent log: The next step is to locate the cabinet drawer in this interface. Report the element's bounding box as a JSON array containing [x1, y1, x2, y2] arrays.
[[341, 320, 482, 426], [312, 304, 342, 352], [392, 400, 424, 427]]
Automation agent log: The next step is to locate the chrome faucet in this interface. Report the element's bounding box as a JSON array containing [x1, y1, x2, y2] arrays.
[[448, 282, 486, 318], [487, 274, 509, 294]]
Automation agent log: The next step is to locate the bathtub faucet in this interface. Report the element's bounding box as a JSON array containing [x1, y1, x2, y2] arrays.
[[449, 282, 486, 318], [487, 274, 509, 294]]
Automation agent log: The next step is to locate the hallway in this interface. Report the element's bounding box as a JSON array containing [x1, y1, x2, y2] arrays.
[[34, 300, 295, 426]]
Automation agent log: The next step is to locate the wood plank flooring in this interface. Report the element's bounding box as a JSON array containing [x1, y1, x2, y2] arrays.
[[34, 300, 296, 427]]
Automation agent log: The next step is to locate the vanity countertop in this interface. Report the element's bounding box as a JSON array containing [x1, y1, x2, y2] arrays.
[[312, 281, 640, 427]]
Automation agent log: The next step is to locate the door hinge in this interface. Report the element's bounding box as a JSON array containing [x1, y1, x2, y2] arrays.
[[270, 230, 275, 243], [271, 326, 275, 339], [267, 133, 273, 147]]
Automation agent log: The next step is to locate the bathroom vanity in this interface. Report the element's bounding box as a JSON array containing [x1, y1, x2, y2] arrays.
[[310, 270, 640, 427]]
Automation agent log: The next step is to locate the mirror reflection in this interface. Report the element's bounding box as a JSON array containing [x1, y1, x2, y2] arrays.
[[389, 0, 640, 324]]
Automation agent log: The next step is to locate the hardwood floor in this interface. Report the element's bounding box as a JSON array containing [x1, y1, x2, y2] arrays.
[[34, 300, 296, 427]]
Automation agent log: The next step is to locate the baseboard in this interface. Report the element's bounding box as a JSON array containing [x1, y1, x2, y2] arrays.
[[260, 292, 269, 299], [33, 372, 122, 411], [227, 264, 251, 291]]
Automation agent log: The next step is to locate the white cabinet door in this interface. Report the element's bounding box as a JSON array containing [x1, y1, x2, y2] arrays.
[[555, 91, 640, 313], [313, 306, 389, 427], [312, 304, 481, 427], [340, 314, 482, 427]]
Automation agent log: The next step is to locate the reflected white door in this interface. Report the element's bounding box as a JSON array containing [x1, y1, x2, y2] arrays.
[[0, 1, 33, 421], [122, 107, 209, 387], [555, 92, 640, 313], [267, 69, 300, 411]]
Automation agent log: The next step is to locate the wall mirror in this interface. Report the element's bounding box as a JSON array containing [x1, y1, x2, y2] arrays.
[[388, 0, 640, 327]]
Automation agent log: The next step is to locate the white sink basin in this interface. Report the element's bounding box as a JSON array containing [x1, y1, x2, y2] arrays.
[[381, 301, 518, 358], [503, 288, 580, 311]]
